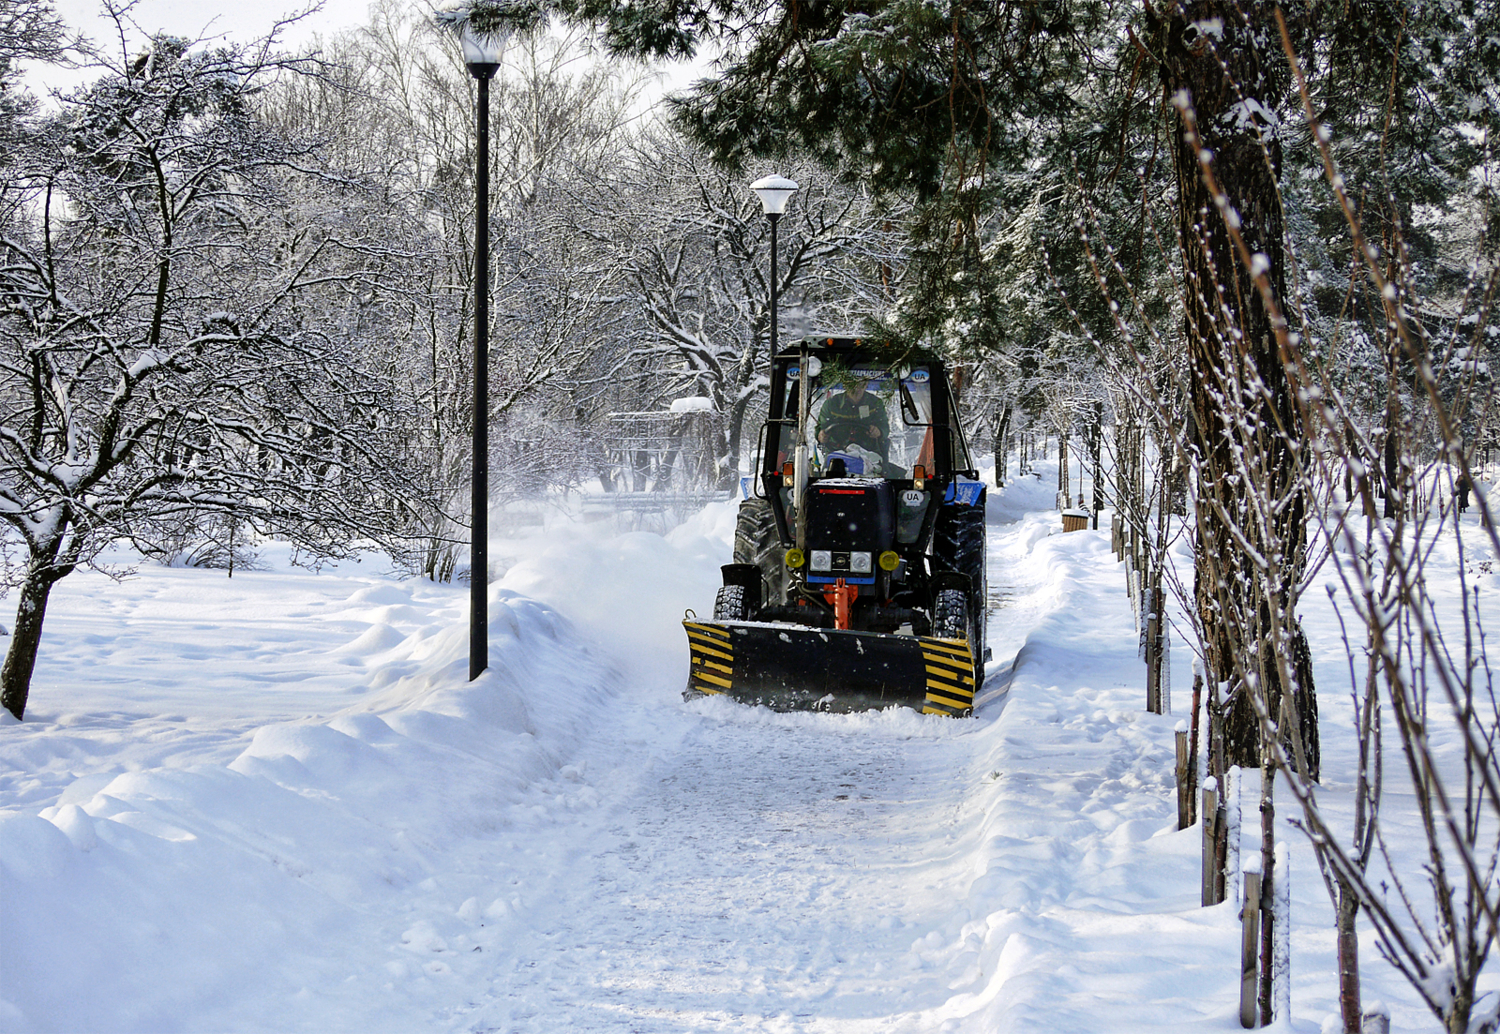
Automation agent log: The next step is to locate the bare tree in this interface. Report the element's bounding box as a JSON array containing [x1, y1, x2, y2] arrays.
[[567, 133, 905, 489], [267, 8, 654, 571], [0, 25, 434, 718], [1260, 29, 1500, 1030]]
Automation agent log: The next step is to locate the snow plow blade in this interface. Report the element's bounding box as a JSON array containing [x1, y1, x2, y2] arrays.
[[683, 620, 975, 716]]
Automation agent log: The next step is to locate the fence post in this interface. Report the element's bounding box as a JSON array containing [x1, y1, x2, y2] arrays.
[[1241, 862, 1262, 1028], [1176, 724, 1191, 829], [1201, 778, 1220, 905], [1224, 766, 1239, 907], [1145, 582, 1164, 714], [1188, 670, 1203, 825], [1360, 1004, 1390, 1034], [1145, 606, 1160, 711]]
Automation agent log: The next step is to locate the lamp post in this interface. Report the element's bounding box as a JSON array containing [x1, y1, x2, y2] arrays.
[[750, 175, 798, 358], [457, 17, 507, 681], [751, 175, 800, 545]]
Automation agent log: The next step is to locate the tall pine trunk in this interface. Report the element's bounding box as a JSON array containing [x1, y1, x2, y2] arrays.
[[1156, 0, 1318, 779]]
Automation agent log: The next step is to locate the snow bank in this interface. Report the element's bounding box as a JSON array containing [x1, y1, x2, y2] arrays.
[[0, 566, 616, 1033], [491, 499, 736, 701], [937, 519, 1234, 1031]]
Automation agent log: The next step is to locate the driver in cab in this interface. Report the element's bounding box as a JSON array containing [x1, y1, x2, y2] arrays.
[[816, 377, 890, 459]]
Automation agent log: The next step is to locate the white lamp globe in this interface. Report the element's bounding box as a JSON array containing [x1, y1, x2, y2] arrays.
[[751, 175, 799, 216]]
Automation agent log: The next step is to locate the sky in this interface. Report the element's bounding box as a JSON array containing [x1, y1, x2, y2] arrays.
[[19, 0, 389, 97], [53, 0, 380, 56], [24, 0, 707, 102]]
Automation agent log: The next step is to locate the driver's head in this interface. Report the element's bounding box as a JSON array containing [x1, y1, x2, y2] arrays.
[[846, 378, 867, 399]]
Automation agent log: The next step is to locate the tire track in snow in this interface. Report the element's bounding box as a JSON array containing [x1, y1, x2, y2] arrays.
[[456, 705, 986, 1032]]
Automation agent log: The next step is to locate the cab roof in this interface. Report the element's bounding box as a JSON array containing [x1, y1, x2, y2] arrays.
[[780, 336, 942, 365]]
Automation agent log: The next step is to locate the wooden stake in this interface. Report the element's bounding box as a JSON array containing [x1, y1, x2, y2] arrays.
[[1272, 842, 1291, 1022], [1188, 670, 1203, 824], [1241, 868, 1261, 1028], [1201, 781, 1220, 905], [1259, 758, 1277, 1025], [1145, 582, 1165, 713], [1176, 727, 1192, 829]]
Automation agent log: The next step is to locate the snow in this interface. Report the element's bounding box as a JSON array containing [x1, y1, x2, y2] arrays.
[[669, 396, 716, 414], [1, 460, 1496, 1032]]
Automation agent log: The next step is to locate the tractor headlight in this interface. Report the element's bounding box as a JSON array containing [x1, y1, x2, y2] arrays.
[[810, 550, 832, 572], [878, 550, 900, 572], [849, 551, 873, 575], [785, 548, 805, 569]]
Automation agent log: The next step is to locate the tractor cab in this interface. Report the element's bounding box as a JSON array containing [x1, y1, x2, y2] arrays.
[[762, 340, 975, 490]]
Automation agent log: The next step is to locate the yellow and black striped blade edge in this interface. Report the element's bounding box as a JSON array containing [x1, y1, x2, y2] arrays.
[[918, 636, 976, 717], [683, 620, 975, 717], [684, 621, 733, 695]]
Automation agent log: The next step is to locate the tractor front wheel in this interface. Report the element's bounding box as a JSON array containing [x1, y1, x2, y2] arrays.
[[932, 588, 968, 641], [714, 585, 748, 622]]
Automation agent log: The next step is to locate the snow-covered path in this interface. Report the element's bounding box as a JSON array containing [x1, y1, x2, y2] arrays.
[[434, 488, 1246, 1034], [405, 484, 1114, 1033], [456, 706, 977, 1032]]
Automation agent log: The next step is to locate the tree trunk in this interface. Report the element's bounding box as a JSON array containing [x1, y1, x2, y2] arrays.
[[632, 449, 648, 492], [1088, 402, 1104, 526], [710, 417, 736, 491], [1382, 393, 1401, 520], [993, 403, 1011, 486], [1259, 754, 1277, 1023], [654, 417, 686, 492], [1, 540, 67, 720], [728, 394, 752, 490], [1058, 424, 1071, 506], [1336, 880, 1361, 1033], [1448, 991, 1475, 1034], [1157, 0, 1316, 774]]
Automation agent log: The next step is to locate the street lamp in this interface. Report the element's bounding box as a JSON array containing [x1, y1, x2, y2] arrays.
[[750, 175, 798, 359], [444, 6, 510, 681], [751, 175, 800, 547]]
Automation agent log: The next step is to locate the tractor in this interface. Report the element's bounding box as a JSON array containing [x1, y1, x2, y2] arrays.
[[684, 337, 987, 715]]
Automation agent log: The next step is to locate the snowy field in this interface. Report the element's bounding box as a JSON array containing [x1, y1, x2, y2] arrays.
[[1, 465, 1496, 1032]]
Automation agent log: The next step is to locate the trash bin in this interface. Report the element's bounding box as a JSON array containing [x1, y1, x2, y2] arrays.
[[1061, 509, 1090, 533]]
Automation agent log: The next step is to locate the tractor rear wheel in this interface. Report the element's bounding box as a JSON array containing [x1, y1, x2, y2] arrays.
[[732, 498, 787, 608]]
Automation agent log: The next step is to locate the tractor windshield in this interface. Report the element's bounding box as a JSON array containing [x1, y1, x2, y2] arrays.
[[808, 364, 928, 476], [770, 353, 973, 478]]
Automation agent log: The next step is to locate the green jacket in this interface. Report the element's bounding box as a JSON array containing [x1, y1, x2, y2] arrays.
[[816, 388, 890, 457]]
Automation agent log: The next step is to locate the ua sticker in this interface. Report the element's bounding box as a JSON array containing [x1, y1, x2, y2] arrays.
[[902, 490, 924, 506]]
